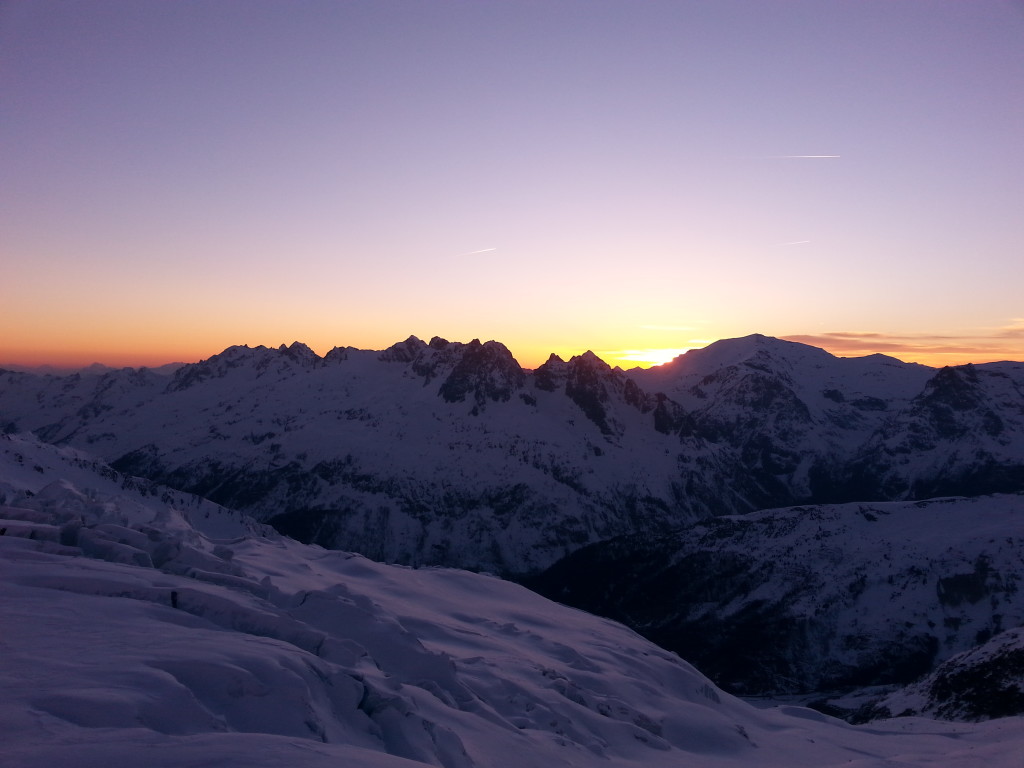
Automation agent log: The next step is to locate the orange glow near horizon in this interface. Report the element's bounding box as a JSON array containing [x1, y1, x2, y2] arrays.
[[782, 329, 1024, 369], [0, 342, 703, 371], [598, 347, 704, 368], [4, 324, 1024, 373], [0, 345, 204, 370]]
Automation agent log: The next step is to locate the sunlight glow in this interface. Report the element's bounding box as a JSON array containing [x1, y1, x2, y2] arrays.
[[604, 348, 697, 368]]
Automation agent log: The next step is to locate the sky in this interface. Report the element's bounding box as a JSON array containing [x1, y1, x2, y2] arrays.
[[2, 0, 1023, 370]]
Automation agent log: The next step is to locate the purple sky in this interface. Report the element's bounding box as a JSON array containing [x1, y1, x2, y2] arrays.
[[3, 1, 1023, 368]]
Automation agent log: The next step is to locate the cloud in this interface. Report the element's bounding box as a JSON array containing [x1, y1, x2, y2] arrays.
[[782, 329, 1024, 365], [996, 319, 1024, 338]]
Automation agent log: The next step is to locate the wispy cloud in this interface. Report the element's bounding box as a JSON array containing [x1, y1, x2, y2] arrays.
[[783, 328, 1024, 365], [454, 247, 497, 258], [996, 319, 1024, 338], [752, 155, 841, 159]]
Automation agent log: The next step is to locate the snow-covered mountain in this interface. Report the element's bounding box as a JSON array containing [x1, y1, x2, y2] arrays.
[[846, 362, 1024, 499], [4, 334, 1023, 578], [3, 334, 1024, 700], [1, 337, 701, 574], [4, 432, 1024, 767], [528, 493, 1024, 699], [642, 338, 1024, 503], [868, 625, 1024, 722]]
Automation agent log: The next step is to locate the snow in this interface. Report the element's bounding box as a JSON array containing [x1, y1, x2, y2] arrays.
[[3, 433, 1024, 766], [3, 334, 1022, 578], [876, 626, 1024, 721]]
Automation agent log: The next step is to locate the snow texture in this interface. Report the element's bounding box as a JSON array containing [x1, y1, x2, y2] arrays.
[[4, 433, 1024, 767]]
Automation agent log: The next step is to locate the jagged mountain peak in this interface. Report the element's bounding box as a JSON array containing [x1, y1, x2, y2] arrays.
[[533, 353, 568, 392], [436, 339, 525, 409], [535, 349, 618, 389], [379, 335, 428, 362], [323, 345, 359, 363], [568, 349, 613, 370], [167, 341, 324, 391], [572, 348, 605, 361], [277, 341, 320, 365]]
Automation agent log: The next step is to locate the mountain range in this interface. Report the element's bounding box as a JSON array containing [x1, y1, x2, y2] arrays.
[[2, 333, 1023, 700]]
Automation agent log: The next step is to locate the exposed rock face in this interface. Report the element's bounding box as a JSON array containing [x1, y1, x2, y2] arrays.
[[437, 339, 525, 409], [527, 495, 1024, 696], [378, 335, 427, 363], [534, 350, 654, 437], [846, 363, 1024, 499], [868, 626, 1024, 722]]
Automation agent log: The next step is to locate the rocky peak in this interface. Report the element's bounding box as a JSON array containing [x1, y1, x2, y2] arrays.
[[572, 350, 609, 369], [919, 365, 983, 412], [533, 354, 567, 392], [323, 346, 358, 364], [166, 345, 265, 391], [437, 340, 525, 410], [277, 341, 320, 367], [899, 364, 1006, 443], [562, 351, 651, 437], [379, 336, 428, 363]]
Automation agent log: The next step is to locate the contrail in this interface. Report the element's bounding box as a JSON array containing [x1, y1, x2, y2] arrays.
[[773, 240, 811, 247], [455, 247, 497, 257], [776, 155, 840, 158]]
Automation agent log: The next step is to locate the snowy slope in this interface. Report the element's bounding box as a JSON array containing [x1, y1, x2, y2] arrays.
[[871, 626, 1024, 721], [848, 362, 1024, 498], [629, 335, 937, 500], [530, 494, 1024, 696], [3, 434, 1024, 767]]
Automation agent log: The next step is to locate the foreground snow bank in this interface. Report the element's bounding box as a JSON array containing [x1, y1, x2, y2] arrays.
[[2, 433, 1024, 767]]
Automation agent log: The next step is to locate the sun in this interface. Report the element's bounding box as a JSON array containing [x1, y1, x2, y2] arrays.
[[604, 348, 696, 368]]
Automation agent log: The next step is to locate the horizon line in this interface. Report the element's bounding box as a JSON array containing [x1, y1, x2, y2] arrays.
[[6, 331, 1024, 373]]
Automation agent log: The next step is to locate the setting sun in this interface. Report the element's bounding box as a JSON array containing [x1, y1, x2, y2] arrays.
[[602, 347, 701, 368]]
